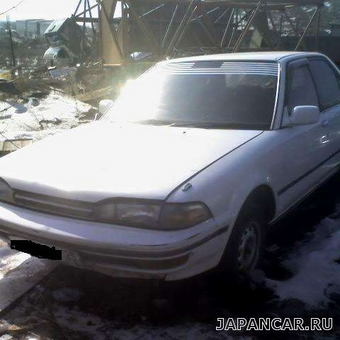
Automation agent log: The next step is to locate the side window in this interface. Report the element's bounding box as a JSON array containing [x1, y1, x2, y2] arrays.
[[309, 60, 340, 110], [287, 65, 319, 115]]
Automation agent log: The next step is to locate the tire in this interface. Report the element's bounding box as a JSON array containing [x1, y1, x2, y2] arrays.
[[220, 205, 266, 283]]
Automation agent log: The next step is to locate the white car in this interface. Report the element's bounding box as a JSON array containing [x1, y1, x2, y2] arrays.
[[0, 51, 339, 282]]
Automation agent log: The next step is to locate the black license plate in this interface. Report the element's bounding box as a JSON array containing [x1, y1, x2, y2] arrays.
[[10, 240, 62, 260]]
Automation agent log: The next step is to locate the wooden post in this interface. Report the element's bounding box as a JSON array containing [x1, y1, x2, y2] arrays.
[[6, 16, 16, 68]]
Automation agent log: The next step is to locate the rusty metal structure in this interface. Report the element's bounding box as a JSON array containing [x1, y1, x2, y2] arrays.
[[68, 0, 338, 66]]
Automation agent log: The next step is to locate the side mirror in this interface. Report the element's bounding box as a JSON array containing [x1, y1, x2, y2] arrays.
[[290, 106, 320, 126], [99, 99, 114, 115]]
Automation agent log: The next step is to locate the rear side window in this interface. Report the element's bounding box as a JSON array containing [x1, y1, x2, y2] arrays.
[[287, 65, 319, 114], [309, 60, 340, 110]]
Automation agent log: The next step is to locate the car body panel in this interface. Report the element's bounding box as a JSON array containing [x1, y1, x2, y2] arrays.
[[0, 202, 227, 280], [169, 129, 340, 230], [0, 122, 262, 201]]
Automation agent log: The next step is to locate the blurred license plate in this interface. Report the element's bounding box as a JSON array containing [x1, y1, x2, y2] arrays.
[[10, 240, 62, 260]]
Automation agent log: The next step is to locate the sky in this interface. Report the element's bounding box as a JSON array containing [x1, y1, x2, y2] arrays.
[[0, 0, 88, 20]]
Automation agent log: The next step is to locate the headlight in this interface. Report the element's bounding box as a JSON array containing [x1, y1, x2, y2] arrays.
[[0, 178, 13, 203], [159, 203, 212, 230], [95, 202, 162, 229], [95, 201, 212, 230]]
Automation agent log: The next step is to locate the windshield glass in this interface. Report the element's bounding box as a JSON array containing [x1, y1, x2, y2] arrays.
[[103, 61, 279, 130]]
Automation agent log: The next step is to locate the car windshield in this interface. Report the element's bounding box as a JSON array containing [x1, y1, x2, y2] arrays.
[[103, 61, 279, 130]]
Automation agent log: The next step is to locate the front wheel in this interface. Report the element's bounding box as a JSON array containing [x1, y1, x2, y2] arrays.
[[220, 206, 266, 283]]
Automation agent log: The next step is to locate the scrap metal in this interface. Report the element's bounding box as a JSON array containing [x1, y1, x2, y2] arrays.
[[66, 0, 335, 66]]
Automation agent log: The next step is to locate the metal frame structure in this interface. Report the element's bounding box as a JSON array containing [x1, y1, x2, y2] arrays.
[[71, 0, 326, 65]]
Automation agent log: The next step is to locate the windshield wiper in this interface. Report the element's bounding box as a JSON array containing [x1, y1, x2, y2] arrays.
[[169, 122, 266, 130], [111, 119, 267, 130], [137, 119, 176, 126]]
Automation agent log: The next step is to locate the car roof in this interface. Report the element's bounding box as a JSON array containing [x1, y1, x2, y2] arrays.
[[164, 51, 324, 64]]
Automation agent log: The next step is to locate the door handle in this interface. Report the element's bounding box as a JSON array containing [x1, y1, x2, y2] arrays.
[[320, 135, 330, 144], [321, 120, 329, 127]]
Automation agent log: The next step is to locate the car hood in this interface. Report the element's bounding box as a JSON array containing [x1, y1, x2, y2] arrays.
[[0, 122, 262, 201]]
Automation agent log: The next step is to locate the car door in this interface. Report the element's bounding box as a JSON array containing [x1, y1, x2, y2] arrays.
[[308, 58, 340, 159], [275, 59, 335, 213]]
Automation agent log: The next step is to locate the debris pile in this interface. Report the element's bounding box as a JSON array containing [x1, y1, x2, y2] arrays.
[[0, 90, 96, 156]]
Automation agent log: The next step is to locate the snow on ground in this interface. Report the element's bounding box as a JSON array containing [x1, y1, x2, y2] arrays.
[[0, 239, 30, 280], [0, 239, 57, 313], [0, 91, 93, 142], [16, 300, 253, 340], [53, 306, 252, 340], [267, 215, 340, 306]]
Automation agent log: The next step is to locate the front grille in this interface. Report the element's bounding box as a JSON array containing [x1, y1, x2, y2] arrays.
[[13, 190, 95, 220]]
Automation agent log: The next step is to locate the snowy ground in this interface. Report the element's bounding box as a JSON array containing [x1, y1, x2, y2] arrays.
[[0, 91, 94, 143], [267, 215, 340, 307], [0, 239, 57, 314], [0, 239, 30, 280]]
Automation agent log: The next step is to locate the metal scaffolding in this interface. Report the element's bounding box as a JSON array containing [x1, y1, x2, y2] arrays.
[[71, 0, 327, 65]]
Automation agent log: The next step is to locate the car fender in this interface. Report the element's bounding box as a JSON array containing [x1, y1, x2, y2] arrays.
[[166, 143, 277, 257]]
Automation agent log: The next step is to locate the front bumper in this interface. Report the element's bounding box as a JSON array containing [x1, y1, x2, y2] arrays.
[[0, 202, 229, 281]]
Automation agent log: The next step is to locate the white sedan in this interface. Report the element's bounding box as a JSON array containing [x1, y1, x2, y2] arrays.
[[0, 51, 339, 281]]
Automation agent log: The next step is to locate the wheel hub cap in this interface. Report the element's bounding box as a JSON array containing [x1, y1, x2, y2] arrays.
[[237, 222, 259, 273]]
